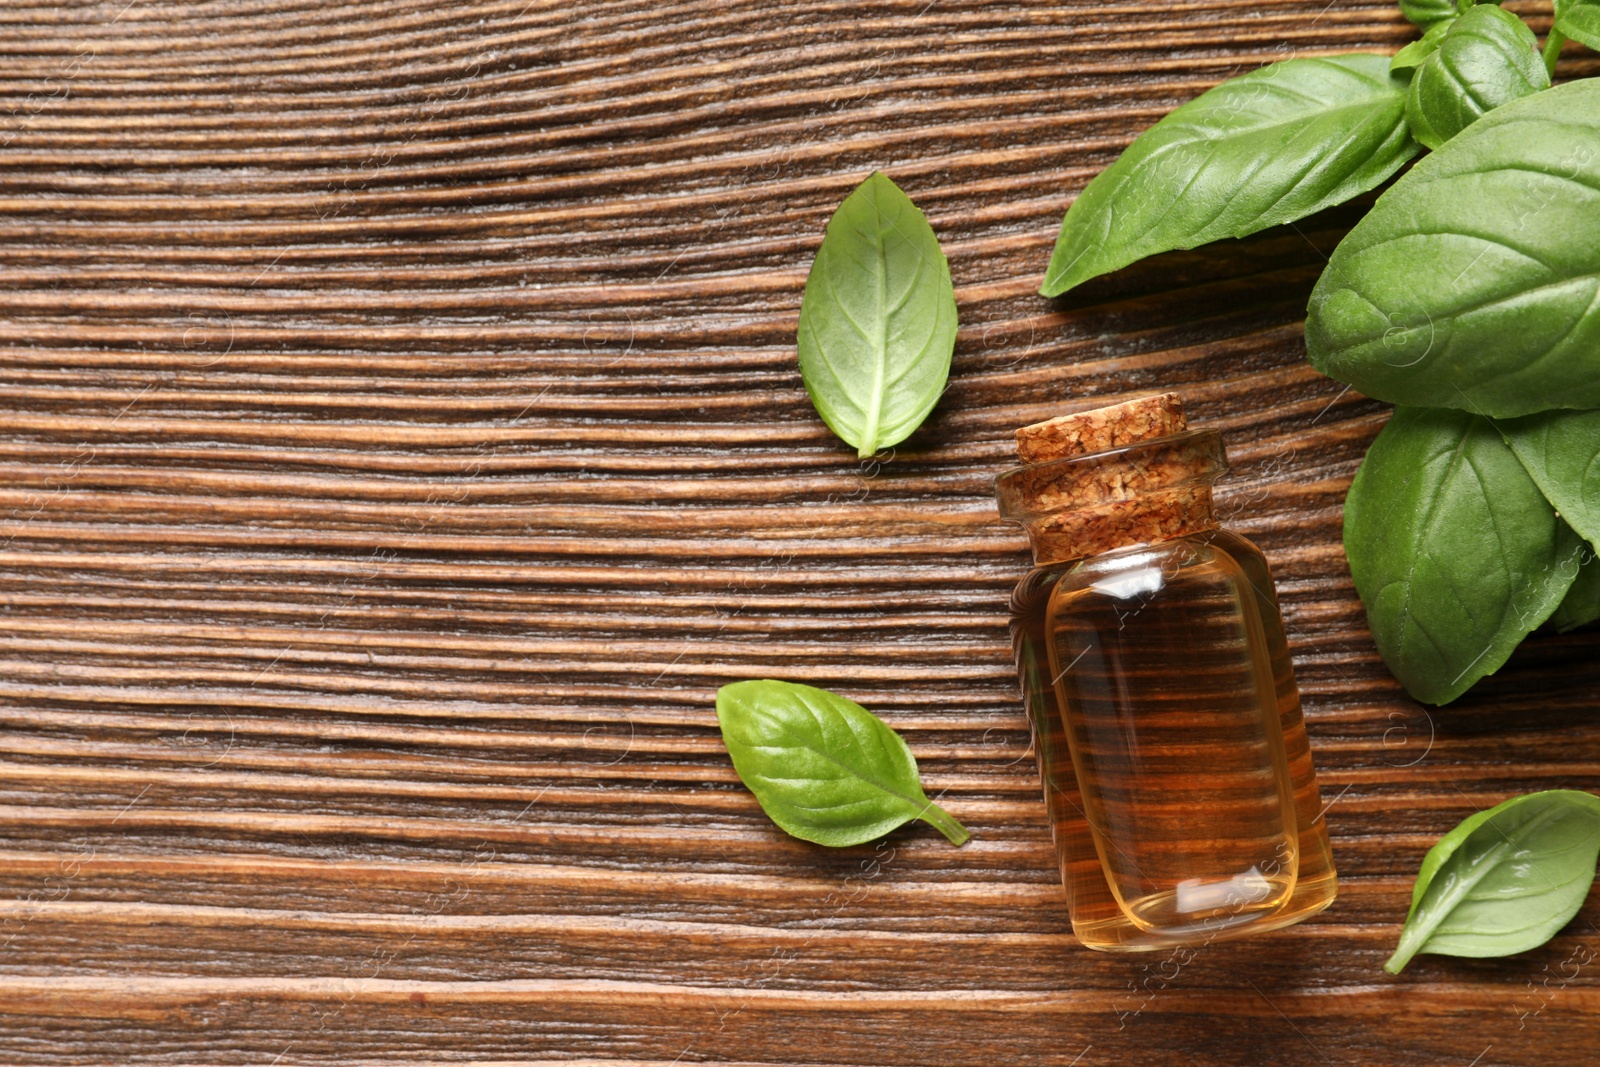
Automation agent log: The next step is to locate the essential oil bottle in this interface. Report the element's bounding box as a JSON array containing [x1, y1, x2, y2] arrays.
[[995, 393, 1336, 951]]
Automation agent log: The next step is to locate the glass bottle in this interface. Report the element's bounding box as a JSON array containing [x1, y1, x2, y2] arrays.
[[995, 393, 1336, 951]]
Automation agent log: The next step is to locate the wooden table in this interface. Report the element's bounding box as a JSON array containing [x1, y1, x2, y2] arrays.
[[3, 1, 1598, 1062]]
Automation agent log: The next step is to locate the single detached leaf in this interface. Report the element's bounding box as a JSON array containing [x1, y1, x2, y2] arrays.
[[1498, 408, 1600, 550], [1549, 548, 1600, 632], [1038, 54, 1417, 297], [1306, 80, 1600, 417], [1401, 0, 1464, 31], [715, 680, 969, 848], [1404, 4, 1548, 150], [1386, 790, 1600, 973], [797, 171, 957, 459], [1342, 407, 1583, 705], [1555, 0, 1600, 52], [1392, 20, 1453, 72]]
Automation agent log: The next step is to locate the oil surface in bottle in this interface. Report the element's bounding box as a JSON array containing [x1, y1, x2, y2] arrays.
[[1011, 530, 1337, 951]]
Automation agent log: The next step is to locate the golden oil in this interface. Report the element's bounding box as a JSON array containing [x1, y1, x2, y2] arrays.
[[997, 394, 1336, 951]]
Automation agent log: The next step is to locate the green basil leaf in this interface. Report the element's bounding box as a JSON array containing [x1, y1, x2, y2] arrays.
[[1403, 5, 1548, 150], [1386, 790, 1600, 973], [1306, 80, 1600, 417], [1497, 407, 1600, 630], [1555, 0, 1600, 52], [1498, 408, 1600, 551], [1549, 548, 1600, 632], [1038, 54, 1417, 297], [1401, 0, 1464, 31], [715, 679, 969, 847], [1342, 407, 1583, 705], [797, 171, 957, 460], [1392, 20, 1454, 73]]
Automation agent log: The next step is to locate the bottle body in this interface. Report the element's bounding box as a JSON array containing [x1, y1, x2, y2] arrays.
[[1011, 528, 1337, 951]]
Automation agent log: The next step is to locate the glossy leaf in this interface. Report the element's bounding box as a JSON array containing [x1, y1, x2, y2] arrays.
[[1306, 81, 1600, 417], [1555, 0, 1600, 52], [797, 171, 957, 459], [1549, 548, 1600, 632], [1401, 0, 1463, 31], [1039, 54, 1417, 297], [1386, 790, 1600, 973], [715, 680, 969, 848], [1404, 4, 1548, 150], [1342, 407, 1583, 705], [1498, 407, 1600, 550], [1392, 20, 1453, 73]]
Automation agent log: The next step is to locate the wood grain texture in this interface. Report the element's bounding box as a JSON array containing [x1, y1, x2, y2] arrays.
[[2, 0, 1598, 1062]]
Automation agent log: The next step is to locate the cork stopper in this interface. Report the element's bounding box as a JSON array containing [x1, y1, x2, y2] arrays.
[[996, 394, 1224, 565], [1014, 393, 1188, 464]]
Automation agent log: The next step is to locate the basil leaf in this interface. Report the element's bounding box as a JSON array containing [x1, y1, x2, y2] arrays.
[[1500, 405, 1600, 631], [715, 680, 969, 847], [1386, 790, 1600, 974], [797, 171, 957, 459], [1401, 0, 1465, 31], [1498, 408, 1600, 550], [1306, 80, 1600, 417], [1403, 5, 1548, 150], [1488, 400, 1600, 631], [1038, 54, 1417, 297], [1555, 0, 1600, 52], [1342, 407, 1583, 705], [1392, 20, 1453, 73], [1549, 549, 1600, 632]]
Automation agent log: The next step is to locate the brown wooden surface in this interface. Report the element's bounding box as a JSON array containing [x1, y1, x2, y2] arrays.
[[2, 1, 1599, 1063]]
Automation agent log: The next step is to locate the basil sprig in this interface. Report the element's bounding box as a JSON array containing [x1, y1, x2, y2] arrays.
[[1032, 0, 1600, 702], [797, 172, 957, 459], [1387, 790, 1600, 974], [716, 680, 969, 848]]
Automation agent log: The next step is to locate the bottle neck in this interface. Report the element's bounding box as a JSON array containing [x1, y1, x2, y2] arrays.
[[995, 429, 1227, 567]]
